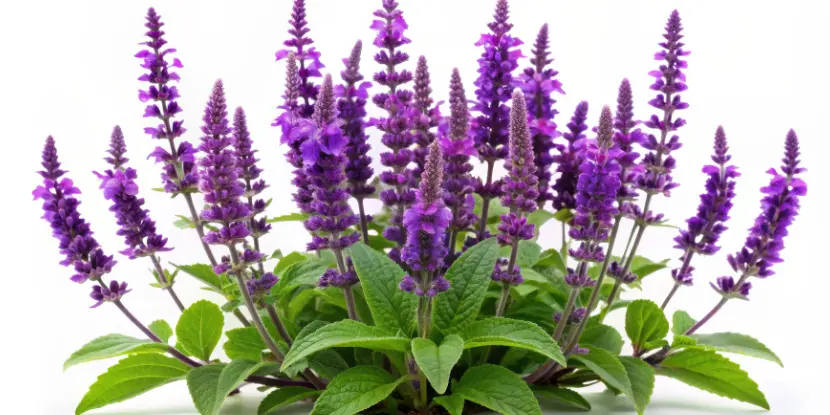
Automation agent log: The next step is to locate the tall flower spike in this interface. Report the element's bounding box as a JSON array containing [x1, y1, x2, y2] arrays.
[[441, 69, 479, 258], [138, 8, 197, 195], [276, 53, 315, 214], [472, 0, 524, 235], [516, 23, 564, 209], [233, 107, 271, 242], [105, 126, 129, 170], [551, 101, 589, 212], [371, 0, 416, 261], [276, 0, 324, 118], [34, 137, 117, 284], [410, 56, 442, 187], [613, 79, 644, 205]]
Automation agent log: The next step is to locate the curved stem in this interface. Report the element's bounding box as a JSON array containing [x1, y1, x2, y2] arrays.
[[685, 296, 729, 335]]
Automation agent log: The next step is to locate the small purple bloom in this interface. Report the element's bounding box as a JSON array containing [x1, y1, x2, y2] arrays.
[[711, 276, 751, 298], [247, 272, 279, 298], [90, 280, 131, 308], [275, 0, 324, 118], [608, 261, 638, 284]]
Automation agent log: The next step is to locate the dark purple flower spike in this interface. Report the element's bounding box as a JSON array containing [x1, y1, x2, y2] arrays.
[[411, 56, 442, 188], [551, 101, 589, 213], [233, 107, 271, 272], [276, 0, 324, 118]]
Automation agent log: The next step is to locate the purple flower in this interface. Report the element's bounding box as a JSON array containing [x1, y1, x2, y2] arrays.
[[672, 127, 739, 285], [338, 40, 375, 200], [34, 137, 116, 283], [516, 23, 564, 209], [551, 101, 589, 212], [275, 0, 324, 118], [711, 276, 751, 298], [613, 79, 644, 206], [233, 107, 271, 239], [95, 128, 172, 259], [302, 75, 360, 252], [318, 266, 359, 288], [724, 130, 806, 288], [137, 8, 197, 195], [492, 258, 523, 285], [555, 307, 587, 324], [410, 56, 442, 187], [247, 272, 278, 298], [371, 0, 416, 257], [608, 261, 638, 284], [90, 280, 131, 308], [565, 268, 596, 288]]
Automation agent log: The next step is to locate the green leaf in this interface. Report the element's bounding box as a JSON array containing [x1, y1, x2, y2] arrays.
[[76, 354, 190, 415], [536, 249, 567, 273], [434, 238, 501, 334], [434, 395, 465, 415], [580, 324, 624, 355], [273, 251, 308, 275], [656, 348, 769, 409], [310, 366, 406, 415], [606, 300, 633, 314], [625, 300, 669, 349], [500, 240, 542, 268], [267, 212, 310, 223], [460, 317, 566, 364], [672, 335, 697, 348], [571, 347, 633, 407], [176, 300, 224, 361], [258, 386, 320, 414], [223, 327, 265, 361], [689, 332, 783, 367], [473, 193, 509, 221], [64, 334, 168, 370], [619, 357, 655, 414], [629, 256, 670, 279], [453, 364, 542, 415], [411, 335, 464, 394], [672, 310, 697, 335], [272, 259, 328, 296], [281, 320, 408, 370], [174, 215, 195, 229], [532, 386, 591, 411], [149, 320, 173, 343], [176, 264, 226, 291], [526, 209, 556, 237], [187, 360, 263, 415], [552, 208, 574, 222], [350, 242, 418, 335]]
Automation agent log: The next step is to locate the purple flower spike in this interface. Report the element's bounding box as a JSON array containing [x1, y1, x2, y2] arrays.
[[472, 0, 523, 206], [233, 107, 271, 239], [725, 130, 806, 285], [613, 79, 644, 206], [301, 75, 360, 253], [34, 137, 117, 283], [276, 0, 324, 118], [338, 40, 375, 201], [276, 54, 315, 214], [95, 128, 172, 259], [442, 69, 479, 256], [516, 23, 564, 209], [247, 272, 279, 299], [672, 127, 739, 285], [371, 0, 416, 258], [552, 101, 589, 212], [90, 280, 131, 308], [411, 56, 442, 187], [137, 8, 197, 195]]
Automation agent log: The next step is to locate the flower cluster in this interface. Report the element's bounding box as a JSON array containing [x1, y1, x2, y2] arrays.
[[410, 56, 442, 188], [338, 41, 375, 202], [516, 23, 563, 209], [138, 8, 197, 195], [612, 79, 644, 205], [276, 54, 315, 214], [246, 272, 279, 300], [551, 101, 589, 211], [275, 0, 324, 118], [233, 107, 271, 241]]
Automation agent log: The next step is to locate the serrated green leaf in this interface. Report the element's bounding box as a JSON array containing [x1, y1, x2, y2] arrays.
[[461, 317, 565, 364], [672, 335, 697, 348], [267, 213, 310, 223], [500, 240, 542, 268], [619, 357, 655, 414], [273, 251, 307, 275], [434, 238, 501, 334], [454, 364, 541, 415], [656, 348, 769, 409], [272, 259, 328, 296], [625, 300, 669, 349], [149, 320, 173, 343], [64, 334, 168, 370], [435, 395, 465, 415], [411, 335, 464, 394], [176, 264, 227, 291], [580, 324, 624, 355], [223, 327, 265, 361], [310, 366, 406, 415], [571, 347, 634, 408], [187, 360, 263, 415], [76, 354, 190, 414], [258, 386, 320, 414], [281, 320, 408, 370], [689, 332, 783, 367], [176, 300, 224, 361], [532, 386, 591, 411], [350, 242, 418, 335], [672, 310, 697, 335]]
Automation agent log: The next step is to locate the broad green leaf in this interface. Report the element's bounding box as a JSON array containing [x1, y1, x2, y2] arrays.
[[500, 240, 542, 268], [656, 348, 769, 409], [454, 364, 542, 415], [552, 208, 574, 222], [580, 324, 624, 355], [571, 347, 633, 407], [629, 256, 670, 279], [434, 395, 465, 415], [176, 264, 226, 291], [473, 193, 508, 221], [411, 335, 464, 394], [272, 259, 328, 296], [176, 300, 224, 361], [350, 242, 418, 335], [64, 334, 168, 370], [259, 386, 320, 414], [187, 360, 263, 415], [672, 335, 697, 348], [267, 212, 309, 223], [527, 209, 556, 237], [273, 251, 308, 275], [76, 354, 190, 414], [606, 300, 633, 314], [536, 249, 567, 273], [223, 327, 265, 361], [281, 320, 408, 370], [689, 332, 783, 367], [672, 310, 697, 335], [149, 320, 173, 343], [434, 238, 501, 334], [625, 300, 669, 348], [532, 386, 591, 411], [619, 356, 655, 414], [310, 366, 406, 415], [460, 317, 566, 365]]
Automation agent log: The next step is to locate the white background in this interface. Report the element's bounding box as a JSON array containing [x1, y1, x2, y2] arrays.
[[3, 0, 829, 413]]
